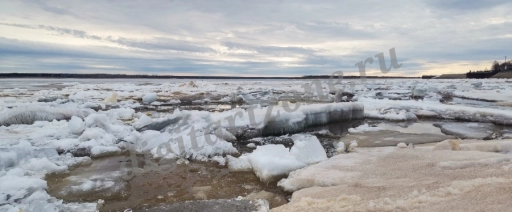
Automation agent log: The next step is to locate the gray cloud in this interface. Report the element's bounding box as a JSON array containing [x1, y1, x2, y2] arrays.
[[0, 23, 102, 40], [0, 0, 508, 76], [112, 37, 215, 53], [426, 0, 511, 11], [22, 0, 79, 17]]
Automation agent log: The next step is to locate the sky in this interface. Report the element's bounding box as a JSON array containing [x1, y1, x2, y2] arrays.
[[0, 0, 511, 77]]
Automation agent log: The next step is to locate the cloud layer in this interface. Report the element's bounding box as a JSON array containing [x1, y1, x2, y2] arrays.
[[0, 0, 510, 76]]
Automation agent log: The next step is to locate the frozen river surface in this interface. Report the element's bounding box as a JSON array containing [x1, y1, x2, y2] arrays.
[[2, 78, 512, 211]]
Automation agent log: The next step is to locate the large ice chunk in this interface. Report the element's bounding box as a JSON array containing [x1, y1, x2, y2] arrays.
[[248, 145, 307, 182], [411, 84, 428, 97], [132, 114, 153, 129], [218, 102, 364, 139], [226, 155, 252, 172], [142, 93, 158, 104], [230, 134, 327, 182], [289, 134, 327, 164]]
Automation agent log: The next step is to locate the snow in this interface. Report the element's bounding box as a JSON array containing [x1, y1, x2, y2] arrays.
[[81, 102, 102, 110], [0, 146, 59, 170], [397, 142, 407, 148], [105, 108, 135, 120], [132, 114, 153, 129], [0, 168, 54, 212], [211, 156, 226, 166], [348, 124, 382, 133], [90, 146, 121, 157], [166, 99, 181, 104], [227, 155, 252, 172], [213, 127, 237, 142], [347, 141, 358, 152], [0, 146, 98, 211], [21, 157, 68, 174], [68, 116, 85, 135], [364, 108, 418, 121], [336, 142, 346, 154], [78, 128, 117, 147], [246, 143, 256, 148], [83, 113, 132, 138]]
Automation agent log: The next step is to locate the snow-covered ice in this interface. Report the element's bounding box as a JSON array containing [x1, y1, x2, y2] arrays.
[[275, 146, 512, 212], [1, 78, 512, 211]]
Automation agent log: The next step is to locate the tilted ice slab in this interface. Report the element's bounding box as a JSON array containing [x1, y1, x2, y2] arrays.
[[360, 97, 512, 125], [137, 102, 363, 140], [0, 107, 92, 126], [215, 102, 364, 139], [340, 130, 453, 147], [433, 122, 497, 139], [453, 89, 512, 102]]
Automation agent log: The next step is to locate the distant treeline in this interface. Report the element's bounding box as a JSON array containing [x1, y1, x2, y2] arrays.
[[0, 73, 419, 79], [301, 75, 419, 79], [467, 61, 512, 79], [0, 73, 299, 79], [422, 75, 436, 79], [422, 60, 512, 79]]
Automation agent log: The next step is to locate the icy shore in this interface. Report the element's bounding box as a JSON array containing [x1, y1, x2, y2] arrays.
[[275, 141, 512, 211]]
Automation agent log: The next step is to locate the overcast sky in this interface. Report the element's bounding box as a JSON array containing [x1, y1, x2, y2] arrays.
[[0, 0, 510, 76]]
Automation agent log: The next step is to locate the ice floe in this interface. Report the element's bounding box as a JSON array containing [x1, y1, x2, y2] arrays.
[[229, 134, 327, 182]]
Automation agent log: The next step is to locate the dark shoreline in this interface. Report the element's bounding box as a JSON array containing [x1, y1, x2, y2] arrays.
[[0, 73, 419, 79]]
